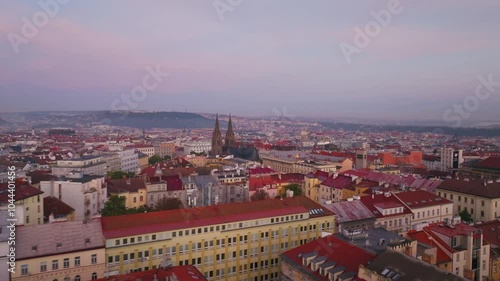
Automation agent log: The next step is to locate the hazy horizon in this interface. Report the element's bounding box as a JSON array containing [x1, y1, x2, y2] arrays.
[[1, 0, 500, 122]]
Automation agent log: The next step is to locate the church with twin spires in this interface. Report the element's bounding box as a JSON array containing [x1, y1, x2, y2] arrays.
[[210, 114, 235, 157]]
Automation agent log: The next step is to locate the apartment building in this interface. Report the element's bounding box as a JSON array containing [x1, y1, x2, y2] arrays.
[[437, 179, 500, 222], [101, 153, 121, 173], [184, 141, 211, 154], [100, 196, 336, 281], [155, 142, 176, 158], [95, 265, 207, 281], [40, 176, 107, 221], [0, 181, 43, 226], [128, 144, 156, 158], [422, 222, 490, 281], [474, 220, 500, 281], [52, 156, 107, 177], [146, 175, 185, 209], [441, 148, 464, 172], [281, 235, 375, 281], [107, 178, 147, 209], [322, 200, 376, 237], [394, 190, 454, 230], [117, 149, 140, 173], [11, 220, 105, 281], [359, 192, 413, 234], [358, 251, 465, 281]]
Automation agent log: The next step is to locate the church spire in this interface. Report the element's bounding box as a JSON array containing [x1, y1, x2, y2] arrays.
[[225, 114, 236, 149], [211, 114, 223, 156]]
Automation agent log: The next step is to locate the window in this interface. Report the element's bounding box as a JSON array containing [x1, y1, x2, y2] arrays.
[[458, 196, 461, 202], [91, 273, 97, 280], [91, 254, 97, 264], [123, 238, 128, 244], [26, 216, 30, 224], [115, 240, 120, 246], [75, 256, 80, 267], [63, 258, 70, 268], [152, 234, 156, 240], [40, 262, 47, 272], [21, 265, 28, 275], [52, 260, 59, 270], [74, 275, 81, 281], [130, 237, 135, 243]]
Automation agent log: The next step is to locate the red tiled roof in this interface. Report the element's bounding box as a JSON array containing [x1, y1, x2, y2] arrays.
[[359, 193, 412, 218], [438, 179, 500, 199], [44, 196, 74, 218], [164, 175, 183, 191], [0, 182, 43, 203], [476, 156, 500, 170], [426, 222, 481, 239], [281, 235, 375, 280], [94, 265, 207, 281], [394, 190, 452, 208], [320, 175, 353, 190], [101, 196, 333, 239], [107, 178, 146, 193], [475, 220, 500, 248], [249, 167, 277, 175], [406, 230, 452, 264]]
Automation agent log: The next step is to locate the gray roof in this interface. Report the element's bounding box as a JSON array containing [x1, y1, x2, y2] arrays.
[[336, 227, 412, 255], [365, 251, 466, 281], [16, 219, 104, 260], [322, 200, 375, 223]]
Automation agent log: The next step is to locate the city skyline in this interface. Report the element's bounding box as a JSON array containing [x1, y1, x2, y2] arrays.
[[1, 0, 500, 122]]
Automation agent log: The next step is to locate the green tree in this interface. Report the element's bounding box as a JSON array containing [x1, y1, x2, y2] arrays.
[[155, 197, 183, 211], [127, 205, 152, 214], [163, 155, 172, 161], [250, 189, 270, 201], [102, 196, 128, 216], [148, 154, 163, 165], [282, 183, 302, 197], [459, 209, 473, 223], [108, 171, 132, 179]]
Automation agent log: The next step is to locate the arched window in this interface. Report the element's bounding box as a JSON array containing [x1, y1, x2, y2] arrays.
[[91, 273, 97, 280], [74, 276, 80, 281]]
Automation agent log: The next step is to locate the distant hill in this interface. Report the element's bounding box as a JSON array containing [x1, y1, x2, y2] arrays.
[[320, 122, 500, 137], [100, 112, 219, 129], [0, 118, 8, 125]]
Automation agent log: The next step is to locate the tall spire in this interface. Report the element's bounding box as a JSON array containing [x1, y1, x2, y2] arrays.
[[225, 114, 236, 149], [211, 114, 223, 156]]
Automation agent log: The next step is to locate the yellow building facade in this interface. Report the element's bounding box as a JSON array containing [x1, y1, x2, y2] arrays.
[[101, 197, 335, 281]]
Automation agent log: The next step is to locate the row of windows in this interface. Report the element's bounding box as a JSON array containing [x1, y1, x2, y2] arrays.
[[413, 208, 445, 220], [439, 192, 497, 208], [21, 255, 97, 276], [114, 216, 315, 247]]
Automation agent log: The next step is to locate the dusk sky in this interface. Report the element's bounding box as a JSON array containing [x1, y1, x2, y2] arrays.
[[1, 0, 500, 122]]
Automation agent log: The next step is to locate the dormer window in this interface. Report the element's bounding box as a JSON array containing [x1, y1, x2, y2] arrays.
[[56, 242, 62, 248], [32, 246, 37, 251]]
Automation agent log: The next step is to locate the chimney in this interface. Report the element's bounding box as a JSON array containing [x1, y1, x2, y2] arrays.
[[126, 178, 131, 185]]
